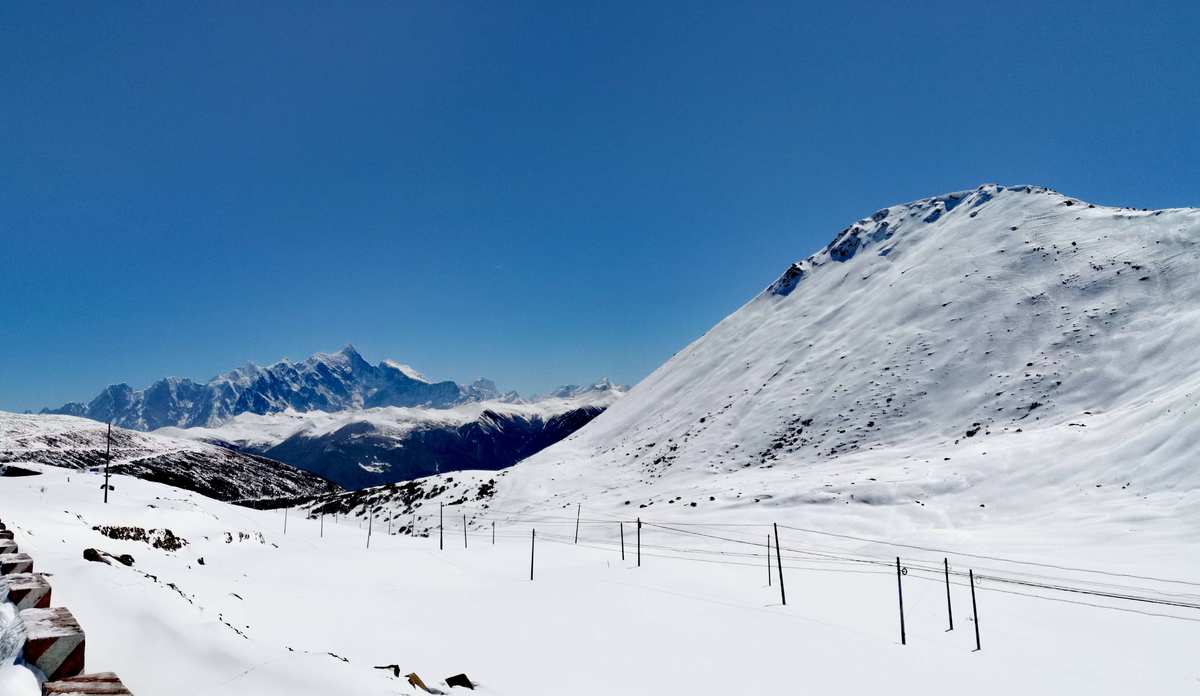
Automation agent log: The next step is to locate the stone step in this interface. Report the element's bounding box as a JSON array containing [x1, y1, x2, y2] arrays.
[[20, 606, 86, 682]]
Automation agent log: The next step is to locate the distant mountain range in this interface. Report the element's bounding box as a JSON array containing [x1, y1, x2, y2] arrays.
[[43, 345, 517, 430], [39, 345, 628, 490]]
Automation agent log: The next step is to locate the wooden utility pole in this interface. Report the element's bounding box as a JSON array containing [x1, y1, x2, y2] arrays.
[[103, 421, 112, 504], [944, 558, 954, 631], [463, 514, 468, 548], [620, 522, 625, 561], [283, 507, 288, 534], [896, 557, 907, 645], [439, 503, 444, 550], [636, 518, 642, 567], [367, 511, 373, 549], [970, 569, 981, 651], [574, 504, 581, 544], [530, 529, 536, 580], [320, 514, 324, 538], [773, 523, 786, 606]]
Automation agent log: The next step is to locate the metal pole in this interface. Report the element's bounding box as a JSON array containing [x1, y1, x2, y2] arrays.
[[636, 518, 641, 567], [439, 503, 444, 550], [320, 514, 324, 538], [492, 520, 495, 545], [463, 514, 468, 548], [945, 558, 954, 631], [103, 421, 112, 504], [970, 569, 981, 651], [367, 512, 373, 549], [530, 529, 536, 581], [574, 503, 581, 544], [896, 557, 906, 645], [774, 523, 786, 606], [283, 507, 288, 534], [620, 522, 625, 561]]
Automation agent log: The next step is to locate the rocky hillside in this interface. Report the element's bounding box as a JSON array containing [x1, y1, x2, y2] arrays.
[[0, 411, 339, 502]]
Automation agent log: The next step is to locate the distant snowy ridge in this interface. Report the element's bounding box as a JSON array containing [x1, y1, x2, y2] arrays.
[[43, 345, 515, 430], [309, 185, 1200, 545], [160, 382, 626, 489], [0, 411, 338, 501]]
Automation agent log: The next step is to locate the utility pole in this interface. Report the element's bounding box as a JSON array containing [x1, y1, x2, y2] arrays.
[[774, 523, 786, 606], [944, 558, 954, 631], [103, 421, 112, 504], [574, 504, 581, 544]]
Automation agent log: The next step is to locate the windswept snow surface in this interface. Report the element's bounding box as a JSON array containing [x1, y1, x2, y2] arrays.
[[1, 464, 1198, 695]]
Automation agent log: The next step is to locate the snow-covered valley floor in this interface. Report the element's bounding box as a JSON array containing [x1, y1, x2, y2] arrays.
[[2, 464, 1198, 695]]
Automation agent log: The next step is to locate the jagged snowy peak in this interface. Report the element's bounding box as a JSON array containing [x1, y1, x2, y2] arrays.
[[320, 185, 1200, 542], [43, 345, 500, 430], [0, 411, 339, 501], [160, 387, 625, 489]]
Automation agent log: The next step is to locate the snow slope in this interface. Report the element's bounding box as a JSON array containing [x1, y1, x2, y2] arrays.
[[0, 412, 338, 501], [406, 185, 1200, 542], [2, 464, 1199, 696]]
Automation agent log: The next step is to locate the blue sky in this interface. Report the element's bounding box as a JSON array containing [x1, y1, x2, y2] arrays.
[[2, 1, 1198, 412]]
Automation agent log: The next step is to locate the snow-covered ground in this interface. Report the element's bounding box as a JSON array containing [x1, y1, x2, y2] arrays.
[[1, 464, 1198, 695]]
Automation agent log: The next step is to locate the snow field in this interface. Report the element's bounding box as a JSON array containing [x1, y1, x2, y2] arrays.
[[2, 465, 1198, 695]]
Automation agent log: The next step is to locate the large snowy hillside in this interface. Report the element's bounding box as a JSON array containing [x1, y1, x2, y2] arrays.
[[310, 185, 1200, 553]]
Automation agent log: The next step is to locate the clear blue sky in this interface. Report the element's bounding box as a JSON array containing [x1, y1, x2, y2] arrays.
[[2, 1, 1198, 412]]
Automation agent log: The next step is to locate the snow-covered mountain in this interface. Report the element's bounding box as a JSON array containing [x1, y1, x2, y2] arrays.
[[159, 383, 625, 489], [306, 185, 1200, 545], [43, 345, 507, 430], [0, 411, 339, 501]]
